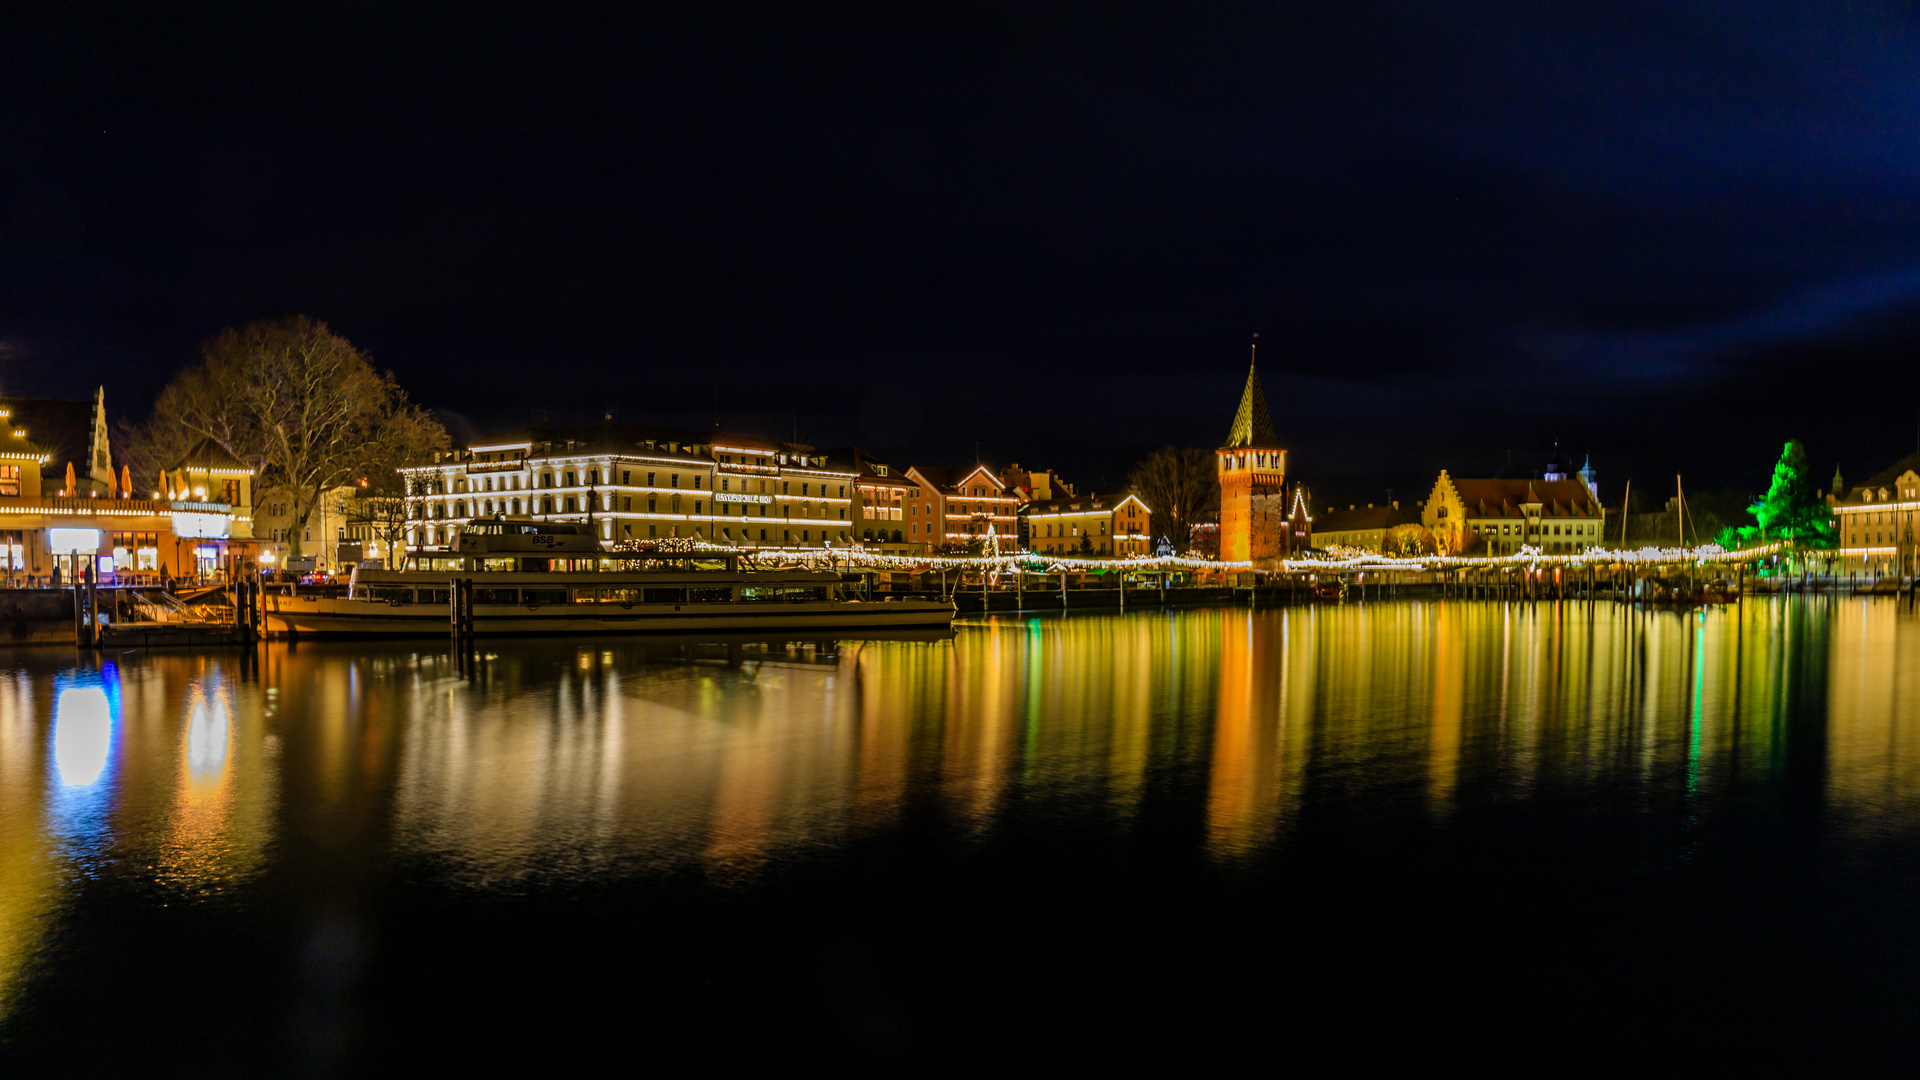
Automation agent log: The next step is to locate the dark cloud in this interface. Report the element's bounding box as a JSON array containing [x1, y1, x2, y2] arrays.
[[3, 1, 1919, 504]]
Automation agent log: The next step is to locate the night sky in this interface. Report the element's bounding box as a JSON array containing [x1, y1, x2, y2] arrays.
[[6, 3, 1920, 507]]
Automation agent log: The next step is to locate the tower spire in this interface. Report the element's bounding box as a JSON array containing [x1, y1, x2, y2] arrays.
[[1222, 338, 1278, 449]]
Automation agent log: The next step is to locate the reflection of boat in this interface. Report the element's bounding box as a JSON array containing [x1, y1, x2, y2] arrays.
[[264, 520, 955, 638], [1313, 577, 1346, 602]]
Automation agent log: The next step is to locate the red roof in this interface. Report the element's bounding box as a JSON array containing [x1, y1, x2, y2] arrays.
[[1439, 476, 1602, 519]]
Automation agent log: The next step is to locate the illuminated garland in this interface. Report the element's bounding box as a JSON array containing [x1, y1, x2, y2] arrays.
[[641, 538, 1794, 575]]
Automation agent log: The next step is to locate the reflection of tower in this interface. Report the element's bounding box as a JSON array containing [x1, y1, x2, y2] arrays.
[[1216, 349, 1287, 562]]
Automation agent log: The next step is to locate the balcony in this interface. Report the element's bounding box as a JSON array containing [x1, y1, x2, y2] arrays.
[[466, 459, 526, 474]]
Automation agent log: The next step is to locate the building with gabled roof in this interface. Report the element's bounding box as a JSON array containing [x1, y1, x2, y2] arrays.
[[1024, 492, 1151, 556], [0, 388, 114, 496], [1830, 451, 1919, 572], [904, 464, 1017, 554], [1422, 471, 1606, 555], [1311, 502, 1419, 553]]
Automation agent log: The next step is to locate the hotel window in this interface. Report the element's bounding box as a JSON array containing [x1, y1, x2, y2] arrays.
[[542, 496, 554, 514], [782, 482, 790, 495], [542, 473, 553, 488], [0, 464, 17, 496], [721, 477, 729, 491], [588, 469, 599, 485], [646, 472, 655, 487], [693, 476, 702, 489], [621, 471, 631, 485], [671, 474, 679, 488], [565, 471, 576, 487]]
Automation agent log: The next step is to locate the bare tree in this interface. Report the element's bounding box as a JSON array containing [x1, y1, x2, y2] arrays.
[[1380, 523, 1439, 557], [332, 475, 416, 570], [1128, 446, 1219, 553], [123, 317, 447, 558]]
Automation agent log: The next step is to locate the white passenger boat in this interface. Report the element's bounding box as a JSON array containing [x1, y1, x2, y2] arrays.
[[263, 518, 954, 637]]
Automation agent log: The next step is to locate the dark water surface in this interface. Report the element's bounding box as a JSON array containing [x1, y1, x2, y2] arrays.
[[4, 600, 1920, 1071]]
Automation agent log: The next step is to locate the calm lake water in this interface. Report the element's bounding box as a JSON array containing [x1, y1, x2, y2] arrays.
[[3, 599, 1920, 1071]]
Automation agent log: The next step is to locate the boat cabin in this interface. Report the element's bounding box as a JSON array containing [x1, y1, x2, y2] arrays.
[[401, 517, 740, 573]]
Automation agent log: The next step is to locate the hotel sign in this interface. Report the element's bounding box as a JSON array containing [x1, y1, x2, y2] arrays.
[[171, 512, 231, 539], [715, 492, 773, 505]]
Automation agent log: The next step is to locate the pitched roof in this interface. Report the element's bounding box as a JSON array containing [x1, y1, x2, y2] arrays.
[[816, 446, 909, 483], [175, 437, 250, 473], [0, 397, 97, 478], [1440, 476, 1603, 519], [1847, 452, 1920, 500], [908, 464, 1005, 493], [1025, 492, 1147, 515], [1221, 362, 1279, 449], [1315, 505, 1419, 533]]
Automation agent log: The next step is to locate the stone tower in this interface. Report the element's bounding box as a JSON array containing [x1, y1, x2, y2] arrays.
[[1216, 360, 1287, 562]]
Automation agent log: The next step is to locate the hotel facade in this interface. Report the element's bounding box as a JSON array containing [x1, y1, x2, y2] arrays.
[[400, 424, 863, 553]]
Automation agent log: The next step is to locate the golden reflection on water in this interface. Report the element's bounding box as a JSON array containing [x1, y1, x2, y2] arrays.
[[4, 599, 1920, 1010]]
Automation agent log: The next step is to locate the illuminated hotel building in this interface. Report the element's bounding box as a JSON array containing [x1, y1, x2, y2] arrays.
[[1216, 361, 1293, 561], [400, 424, 857, 551], [903, 464, 1019, 553], [1832, 453, 1919, 573]]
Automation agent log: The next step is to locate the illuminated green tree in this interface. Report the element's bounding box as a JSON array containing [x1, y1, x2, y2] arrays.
[[1749, 438, 1836, 548]]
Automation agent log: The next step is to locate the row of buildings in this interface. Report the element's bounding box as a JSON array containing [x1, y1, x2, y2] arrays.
[[1212, 360, 1611, 561], [0, 389, 258, 586], [393, 425, 1154, 567]]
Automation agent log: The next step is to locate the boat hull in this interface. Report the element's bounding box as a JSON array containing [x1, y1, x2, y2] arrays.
[[264, 596, 956, 637]]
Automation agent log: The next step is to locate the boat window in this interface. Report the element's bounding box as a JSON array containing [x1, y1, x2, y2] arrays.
[[520, 558, 551, 572], [689, 586, 733, 602], [570, 588, 599, 603], [739, 587, 825, 602], [474, 588, 517, 604], [481, 558, 516, 572], [521, 588, 568, 605], [368, 587, 414, 603], [599, 588, 644, 603], [418, 588, 451, 605], [643, 587, 687, 603]]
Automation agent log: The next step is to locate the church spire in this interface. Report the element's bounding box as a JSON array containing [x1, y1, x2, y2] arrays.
[[1221, 341, 1278, 449]]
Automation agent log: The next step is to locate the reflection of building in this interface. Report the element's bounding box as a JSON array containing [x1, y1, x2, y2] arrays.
[[0, 398, 252, 583], [1024, 492, 1152, 556], [1216, 361, 1299, 561], [1422, 471, 1605, 555], [400, 424, 857, 553], [904, 464, 1017, 553], [1831, 452, 1918, 573], [1312, 503, 1419, 552]]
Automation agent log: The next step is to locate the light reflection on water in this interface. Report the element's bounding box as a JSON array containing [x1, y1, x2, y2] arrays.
[[1, 598, 1919, 1023]]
